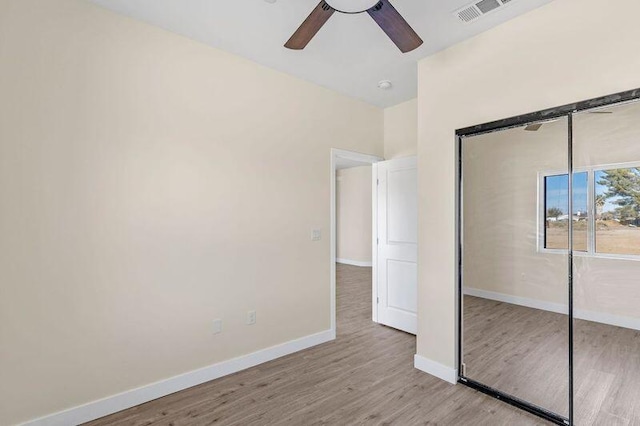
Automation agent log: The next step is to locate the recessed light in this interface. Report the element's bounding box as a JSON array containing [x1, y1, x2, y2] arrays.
[[264, 0, 277, 3], [378, 80, 393, 90]]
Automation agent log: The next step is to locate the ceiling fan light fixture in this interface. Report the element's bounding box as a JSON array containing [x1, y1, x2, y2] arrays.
[[325, 0, 379, 13]]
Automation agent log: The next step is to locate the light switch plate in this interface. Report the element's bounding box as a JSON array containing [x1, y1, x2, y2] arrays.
[[212, 319, 222, 334], [312, 229, 322, 241]]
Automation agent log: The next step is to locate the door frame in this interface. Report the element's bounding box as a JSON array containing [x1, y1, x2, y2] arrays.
[[330, 148, 383, 337]]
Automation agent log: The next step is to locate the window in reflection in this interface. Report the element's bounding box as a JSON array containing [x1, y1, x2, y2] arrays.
[[595, 167, 640, 255], [544, 172, 588, 251]]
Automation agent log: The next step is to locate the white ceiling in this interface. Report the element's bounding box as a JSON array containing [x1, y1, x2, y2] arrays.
[[87, 0, 553, 108]]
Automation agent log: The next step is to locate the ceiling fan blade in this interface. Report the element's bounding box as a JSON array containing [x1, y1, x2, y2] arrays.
[[285, 1, 335, 50], [524, 123, 544, 132], [367, 0, 423, 53]]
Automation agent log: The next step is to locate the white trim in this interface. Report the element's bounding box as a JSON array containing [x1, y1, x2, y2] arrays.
[[336, 258, 373, 267], [332, 148, 382, 166], [578, 309, 640, 332], [372, 162, 379, 323], [330, 148, 382, 335], [22, 330, 334, 426], [414, 354, 458, 385], [465, 287, 568, 315], [465, 287, 640, 331]]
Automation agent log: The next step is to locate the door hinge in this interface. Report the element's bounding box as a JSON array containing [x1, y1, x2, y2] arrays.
[[376, 179, 379, 186], [377, 297, 379, 304], [376, 238, 379, 245], [461, 363, 466, 376]]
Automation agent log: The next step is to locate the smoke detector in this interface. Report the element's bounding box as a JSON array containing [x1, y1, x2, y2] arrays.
[[378, 80, 393, 90]]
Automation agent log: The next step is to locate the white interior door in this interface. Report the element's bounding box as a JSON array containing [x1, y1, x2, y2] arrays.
[[374, 156, 418, 335]]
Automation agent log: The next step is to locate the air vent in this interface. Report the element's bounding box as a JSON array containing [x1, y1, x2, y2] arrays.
[[475, 0, 500, 14], [454, 0, 516, 24], [456, 6, 481, 22]]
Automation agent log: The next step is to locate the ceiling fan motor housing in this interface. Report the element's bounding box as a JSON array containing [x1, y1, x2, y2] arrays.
[[325, 0, 380, 13]]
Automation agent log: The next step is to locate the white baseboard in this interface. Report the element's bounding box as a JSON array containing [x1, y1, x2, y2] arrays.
[[464, 287, 568, 315], [414, 354, 458, 385], [580, 309, 640, 332], [465, 287, 640, 332], [23, 329, 335, 426], [336, 258, 372, 267]]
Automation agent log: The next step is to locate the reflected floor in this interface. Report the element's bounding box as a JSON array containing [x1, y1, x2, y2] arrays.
[[464, 295, 640, 425]]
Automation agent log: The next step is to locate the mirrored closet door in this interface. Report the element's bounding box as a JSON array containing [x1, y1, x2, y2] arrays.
[[460, 118, 570, 423], [572, 100, 640, 425], [457, 88, 640, 426]]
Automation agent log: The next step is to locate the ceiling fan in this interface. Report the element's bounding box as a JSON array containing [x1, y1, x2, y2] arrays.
[[524, 111, 614, 132], [285, 0, 423, 53]]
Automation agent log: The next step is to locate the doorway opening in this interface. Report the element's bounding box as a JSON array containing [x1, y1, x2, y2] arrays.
[[330, 148, 383, 338], [330, 149, 418, 339]]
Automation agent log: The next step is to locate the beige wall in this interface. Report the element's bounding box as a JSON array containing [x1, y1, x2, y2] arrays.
[[417, 0, 640, 369], [336, 166, 372, 264], [0, 0, 383, 424], [463, 104, 640, 319], [384, 98, 417, 160], [463, 120, 569, 306]]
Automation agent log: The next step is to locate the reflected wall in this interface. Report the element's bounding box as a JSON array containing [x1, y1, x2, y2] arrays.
[[458, 91, 640, 425], [573, 101, 640, 425], [461, 118, 570, 418]]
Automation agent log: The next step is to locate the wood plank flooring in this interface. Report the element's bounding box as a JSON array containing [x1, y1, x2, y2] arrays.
[[463, 295, 570, 416], [86, 265, 547, 426], [464, 295, 640, 425]]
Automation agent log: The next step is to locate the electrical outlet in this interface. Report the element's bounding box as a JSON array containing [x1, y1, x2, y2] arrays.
[[311, 229, 322, 241], [212, 319, 222, 334], [247, 310, 256, 325]]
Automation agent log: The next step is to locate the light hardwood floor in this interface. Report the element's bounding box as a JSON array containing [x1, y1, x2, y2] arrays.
[[464, 295, 640, 426], [86, 265, 547, 426]]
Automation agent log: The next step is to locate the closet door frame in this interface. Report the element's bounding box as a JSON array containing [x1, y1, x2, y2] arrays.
[[455, 88, 640, 426]]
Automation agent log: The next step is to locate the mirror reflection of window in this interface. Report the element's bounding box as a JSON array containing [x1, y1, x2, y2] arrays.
[[544, 172, 588, 251], [595, 167, 640, 255]]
